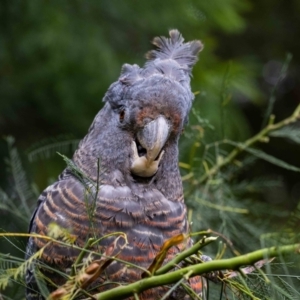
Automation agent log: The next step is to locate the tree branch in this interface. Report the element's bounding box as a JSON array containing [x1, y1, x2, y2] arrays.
[[198, 103, 300, 184], [90, 243, 300, 300]]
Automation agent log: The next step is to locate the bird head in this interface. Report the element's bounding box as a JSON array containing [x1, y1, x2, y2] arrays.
[[74, 30, 203, 186]]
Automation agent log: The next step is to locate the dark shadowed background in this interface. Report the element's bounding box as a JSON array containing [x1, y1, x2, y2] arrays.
[[0, 0, 300, 298]]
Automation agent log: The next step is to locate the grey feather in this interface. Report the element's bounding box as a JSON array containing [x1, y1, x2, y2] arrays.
[[145, 29, 203, 71]]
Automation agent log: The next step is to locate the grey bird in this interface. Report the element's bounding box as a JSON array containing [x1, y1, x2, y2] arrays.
[[25, 29, 203, 299]]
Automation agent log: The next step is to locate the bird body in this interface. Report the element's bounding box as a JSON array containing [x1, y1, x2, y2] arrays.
[[26, 30, 203, 299]]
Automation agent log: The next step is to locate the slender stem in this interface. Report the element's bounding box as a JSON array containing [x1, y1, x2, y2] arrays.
[[180, 282, 203, 299], [160, 277, 186, 300], [71, 238, 95, 276]]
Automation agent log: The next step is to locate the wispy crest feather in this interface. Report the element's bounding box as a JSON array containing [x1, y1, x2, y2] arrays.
[[145, 29, 203, 71]]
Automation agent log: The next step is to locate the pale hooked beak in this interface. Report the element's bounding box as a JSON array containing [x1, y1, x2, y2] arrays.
[[131, 116, 170, 177]]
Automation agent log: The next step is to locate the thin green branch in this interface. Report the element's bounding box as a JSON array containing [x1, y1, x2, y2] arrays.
[[198, 103, 300, 184], [90, 243, 300, 300], [71, 238, 95, 276], [160, 277, 186, 300], [180, 282, 203, 299]]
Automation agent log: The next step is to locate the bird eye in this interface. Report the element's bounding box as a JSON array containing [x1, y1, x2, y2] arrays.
[[119, 109, 125, 122]]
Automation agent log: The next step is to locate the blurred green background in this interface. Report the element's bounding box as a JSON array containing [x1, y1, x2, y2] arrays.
[[1, 0, 299, 194], [0, 0, 300, 298]]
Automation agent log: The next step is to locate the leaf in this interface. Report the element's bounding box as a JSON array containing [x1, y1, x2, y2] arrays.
[[262, 53, 293, 127], [4, 136, 33, 218], [226, 141, 300, 172], [142, 234, 187, 278], [270, 126, 300, 144], [27, 137, 80, 162], [34, 268, 50, 299], [47, 223, 77, 244], [244, 147, 300, 172]]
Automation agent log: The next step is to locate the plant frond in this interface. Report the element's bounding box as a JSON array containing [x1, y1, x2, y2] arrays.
[[270, 125, 300, 144], [4, 136, 34, 219], [27, 136, 80, 162]]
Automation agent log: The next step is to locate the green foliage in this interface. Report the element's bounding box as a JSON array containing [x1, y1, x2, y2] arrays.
[[27, 137, 80, 163], [179, 83, 300, 266], [1, 0, 300, 298], [0, 0, 254, 143], [0, 136, 36, 223]]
